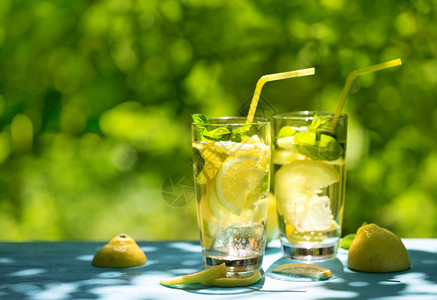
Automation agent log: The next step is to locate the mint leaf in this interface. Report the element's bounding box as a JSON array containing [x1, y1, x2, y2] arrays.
[[192, 114, 258, 142], [192, 114, 208, 124], [307, 112, 327, 131], [230, 132, 242, 142], [294, 131, 342, 161], [231, 124, 257, 141], [202, 127, 231, 141], [291, 112, 343, 161], [192, 114, 210, 140], [232, 124, 252, 134], [192, 147, 205, 175]]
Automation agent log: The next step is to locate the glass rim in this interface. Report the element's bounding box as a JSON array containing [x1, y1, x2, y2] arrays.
[[272, 111, 347, 120], [191, 116, 270, 126]]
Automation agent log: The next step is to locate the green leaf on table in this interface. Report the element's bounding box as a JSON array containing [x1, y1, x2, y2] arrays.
[[340, 233, 356, 250]]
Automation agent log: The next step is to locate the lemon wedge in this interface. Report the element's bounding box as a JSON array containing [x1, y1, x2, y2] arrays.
[[160, 263, 227, 286], [202, 269, 262, 287], [215, 155, 265, 215], [272, 263, 332, 280]]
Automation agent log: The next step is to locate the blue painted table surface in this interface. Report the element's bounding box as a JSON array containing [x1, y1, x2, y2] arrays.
[[0, 239, 436, 300]]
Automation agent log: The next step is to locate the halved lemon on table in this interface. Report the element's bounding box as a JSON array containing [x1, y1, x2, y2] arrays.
[[92, 234, 147, 268], [215, 155, 266, 215], [272, 263, 332, 280]]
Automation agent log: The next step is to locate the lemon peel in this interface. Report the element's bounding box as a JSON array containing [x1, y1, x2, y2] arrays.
[[202, 269, 262, 287], [272, 263, 332, 280], [160, 263, 227, 286]]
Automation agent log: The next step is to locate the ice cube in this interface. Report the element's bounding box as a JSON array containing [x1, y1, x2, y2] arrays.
[[214, 224, 264, 257], [287, 193, 334, 232]]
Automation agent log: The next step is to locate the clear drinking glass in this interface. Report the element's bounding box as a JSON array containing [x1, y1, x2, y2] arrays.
[[272, 111, 347, 260], [192, 117, 271, 272]]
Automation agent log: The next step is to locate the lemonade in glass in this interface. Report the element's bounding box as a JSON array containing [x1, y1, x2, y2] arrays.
[[192, 115, 270, 271], [273, 111, 347, 260]]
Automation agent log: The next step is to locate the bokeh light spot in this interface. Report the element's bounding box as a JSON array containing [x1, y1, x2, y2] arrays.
[[11, 114, 33, 153]]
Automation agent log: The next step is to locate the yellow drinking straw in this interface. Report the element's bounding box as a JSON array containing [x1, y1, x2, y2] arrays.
[[332, 58, 402, 129], [246, 68, 315, 123]]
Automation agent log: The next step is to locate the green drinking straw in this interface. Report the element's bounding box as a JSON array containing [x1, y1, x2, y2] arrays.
[[246, 68, 315, 124]]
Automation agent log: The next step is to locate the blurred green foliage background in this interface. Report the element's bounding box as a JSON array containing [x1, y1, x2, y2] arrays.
[[0, 0, 436, 240]]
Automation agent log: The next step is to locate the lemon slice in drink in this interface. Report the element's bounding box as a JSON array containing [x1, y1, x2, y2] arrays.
[[273, 148, 306, 165], [208, 183, 228, 222], [201, 219, 217, 249], [215, 155, 265, 215], [194, 143, 228, 181], [275, 160, 340, 192], [202, 269, 262, 287], [200, 207, 220, 249], [272, 263, 332, 280], [160, 263, 226, 286]]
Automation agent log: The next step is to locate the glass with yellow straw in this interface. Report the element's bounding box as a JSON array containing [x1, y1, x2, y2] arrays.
[[191, 68, 314, 273], [271, 59, 402, 260]]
